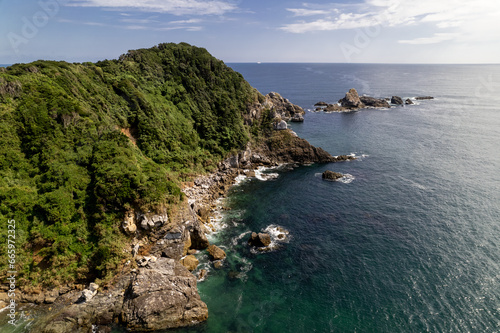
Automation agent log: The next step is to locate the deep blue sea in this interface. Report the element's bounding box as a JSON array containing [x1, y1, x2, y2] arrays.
[[3, 64, 500, 332]]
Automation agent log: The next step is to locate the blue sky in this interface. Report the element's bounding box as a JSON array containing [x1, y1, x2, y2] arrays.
[[1, 0, 499, 64]]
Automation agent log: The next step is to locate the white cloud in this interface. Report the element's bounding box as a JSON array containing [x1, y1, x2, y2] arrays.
[[398, 33, 459, 45], [280, 0, 500, 45], [67, 0, 237, 16], [286, 8, 330, 17]]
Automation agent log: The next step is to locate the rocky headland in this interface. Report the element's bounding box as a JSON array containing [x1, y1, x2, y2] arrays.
[[315, 88, 433, 112], [8, 92, 353, 333]]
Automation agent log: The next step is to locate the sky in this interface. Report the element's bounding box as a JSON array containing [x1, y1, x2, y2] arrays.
[[1, 0, 500, 64]]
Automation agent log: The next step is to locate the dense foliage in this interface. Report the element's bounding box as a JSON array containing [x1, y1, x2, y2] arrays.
[[0, 43, 260, 286]]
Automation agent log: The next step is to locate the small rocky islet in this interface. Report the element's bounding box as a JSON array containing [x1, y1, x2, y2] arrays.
[[314, 88, 433, 112]]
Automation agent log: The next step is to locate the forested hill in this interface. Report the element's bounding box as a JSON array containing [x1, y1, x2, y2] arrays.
[[0, 43, 261, 286]]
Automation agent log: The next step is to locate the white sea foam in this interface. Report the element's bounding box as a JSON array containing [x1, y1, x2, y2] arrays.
[[338, 173, 355, 184], [255, 166, 280, 181], [250, 224, 291, 254], [232, 230, 252, 246]]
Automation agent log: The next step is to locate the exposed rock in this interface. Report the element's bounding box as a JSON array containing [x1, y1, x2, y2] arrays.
[[248, 232, 272, 247], [291, 114, 304, 122], [264, 92, 305, 121], [273, 119, 288, 130], [122, 210, 137, 234], [314, 101, 328, 106], [415, 96, 434, 100], [338, 88, 365, 109], [324, 104, 346, 112], [189, 223, 210, 250], [121, 258, 208, 331], [78, 283, 99, 303], [207, 244, 226, 261], [213, 261, 224, 269], [391, 96, 404, 105], [197, 269, 208, 280], [138, 213, 168, 230], [405, 98, 414, 105], [322, 170, 344, 181], [360, 96, 391, 108], [180, 255, 199, 271]]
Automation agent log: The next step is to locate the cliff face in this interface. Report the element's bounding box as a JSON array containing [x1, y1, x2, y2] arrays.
[[0, 43, 351, 332]]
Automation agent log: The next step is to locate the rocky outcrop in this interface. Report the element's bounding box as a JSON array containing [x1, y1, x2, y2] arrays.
[[314, 101, 328, 106], [405, 98, 414, 105], [248, 232, 272, 247], [291, 114, 304, 122], [181, 255, 199, 271], [324, 104, 346, 112], [207, 244, 226, 261], [264, 92, 305, 121], [322, 170, 343, 181], [339, 88, 365, 109], [391, 96, 404, 105], [360, 96, 390, 108], [273, 119, 288, 130], [122, 258, 207, 331]]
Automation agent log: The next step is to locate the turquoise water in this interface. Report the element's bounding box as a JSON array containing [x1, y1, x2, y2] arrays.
[[3, 64, 500, 332]]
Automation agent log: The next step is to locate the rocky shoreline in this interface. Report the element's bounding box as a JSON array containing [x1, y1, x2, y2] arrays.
[[3, 94, 354, 333]]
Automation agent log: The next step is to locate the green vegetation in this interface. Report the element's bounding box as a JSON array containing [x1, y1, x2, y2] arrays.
[[0, 43, 263, 287]]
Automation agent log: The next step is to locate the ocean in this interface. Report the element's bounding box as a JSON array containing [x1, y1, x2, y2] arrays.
[[176, 63, 500, 333], [3, 63, 500, 332]]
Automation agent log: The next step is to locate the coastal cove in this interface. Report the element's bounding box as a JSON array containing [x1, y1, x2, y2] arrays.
[[169, 63, 500, 332]]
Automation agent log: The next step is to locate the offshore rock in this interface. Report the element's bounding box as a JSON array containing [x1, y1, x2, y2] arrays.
[[360, 96, 391, 108], [248, 232, 272, 247], [207, 244, 226, 261], [322, 170, 344, 181], [122, 258, 208, 331], [391, 96, 404, 105], [415, 96, 434, 100], [339, 88, 365, 109], [405, 98, 414, 105]]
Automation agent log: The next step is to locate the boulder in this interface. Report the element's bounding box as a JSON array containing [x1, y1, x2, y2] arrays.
[[190, 223, 210, 250], [197, 269, 208, 280], [122, 210, 137, 234], [273, 120, 287, 130], [180, 255, 199, 271], [359, 96, 390, 108], [338, 88, 365, 109], [405, 98, 414, 105], [415, 96, 434, 100], [291, 114, 304, 122], [391, 96, 404, 105], [314, 101, 328, 106], [207, 244, 226, 261], [248, 232, 272, 247], [322, 170, 343, 181], [122, 258, 208, 331]]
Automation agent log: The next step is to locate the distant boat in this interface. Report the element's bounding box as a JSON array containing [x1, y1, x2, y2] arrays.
[[257, 61, 262, 64]]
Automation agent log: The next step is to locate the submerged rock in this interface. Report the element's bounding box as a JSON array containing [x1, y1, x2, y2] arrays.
[[415, 96, 434, 100], [322, 170, 343, 181], [314, 101, 328, 106], [248, 232, 272, 247]]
